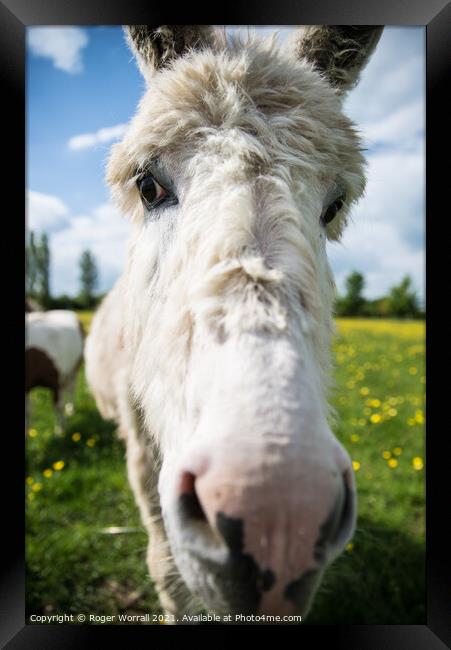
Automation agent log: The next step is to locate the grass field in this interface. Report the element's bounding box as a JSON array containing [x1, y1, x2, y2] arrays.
[[26, 315, 425, 624]]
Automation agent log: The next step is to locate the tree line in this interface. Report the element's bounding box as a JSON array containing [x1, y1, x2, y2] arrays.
[[26, 231, 101, 310], [336, 271, 424, 319]]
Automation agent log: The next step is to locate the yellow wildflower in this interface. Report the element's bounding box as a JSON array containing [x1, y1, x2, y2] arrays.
[[28, 428, 38, 438], [352, 461, 361, 472], [382, 451, 391, 460], [53, 461, 65, 471], [86, 438, 96, 448], [412, 457, 424, 471], [388, 458, 398, 468], [370, 413, 382, 424], [43, 469, 53, 478], [72, 432, 81, 442]]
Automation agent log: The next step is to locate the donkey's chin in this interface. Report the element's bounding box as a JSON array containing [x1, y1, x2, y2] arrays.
[[173, 543, 325, 621]]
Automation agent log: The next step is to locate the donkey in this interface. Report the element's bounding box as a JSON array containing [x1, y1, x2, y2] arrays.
[[85, 25, 383, 621]]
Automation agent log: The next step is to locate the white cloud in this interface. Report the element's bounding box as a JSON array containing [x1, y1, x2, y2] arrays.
[[361, 99, 424, 150], [27, 27, 88, 74], [27, 190, 70, 233], [68, 123, 128, 151], [26, 192, 130, 295], [344, 29, 425, 124], [50, 202, 130, 295], [359, 146, 424, 236], [328, 144, 425, 304], [328, 27, 425, 305]]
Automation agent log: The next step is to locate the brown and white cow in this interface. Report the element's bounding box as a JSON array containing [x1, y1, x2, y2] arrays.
[[26, 310, 85, 432]]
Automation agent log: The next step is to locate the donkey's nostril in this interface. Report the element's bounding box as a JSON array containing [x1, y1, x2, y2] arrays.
[[332, 474, 354, 545], [177, 470, 208, 523], [314, 473, 355, 563]]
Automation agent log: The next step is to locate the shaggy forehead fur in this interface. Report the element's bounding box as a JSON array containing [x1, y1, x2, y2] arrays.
[[108, 37, 366, 238]]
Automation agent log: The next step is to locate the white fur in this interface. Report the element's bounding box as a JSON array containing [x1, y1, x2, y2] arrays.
[[85, 27, 381, 620]]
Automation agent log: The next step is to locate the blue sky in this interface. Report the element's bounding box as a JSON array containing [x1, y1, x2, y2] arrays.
[[27, 26, 425, 303]]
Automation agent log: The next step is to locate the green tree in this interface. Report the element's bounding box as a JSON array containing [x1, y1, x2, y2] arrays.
[[35, 233, 51, 307], [339, 271, 366, 316], [387, 276, 419, 318], [26, 230, 38, 296], [79, 249, 99, 307]]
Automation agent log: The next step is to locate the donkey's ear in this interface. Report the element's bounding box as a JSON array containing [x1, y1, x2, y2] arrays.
[[124, 25, 216, 78], [294, 26, 383, 94]]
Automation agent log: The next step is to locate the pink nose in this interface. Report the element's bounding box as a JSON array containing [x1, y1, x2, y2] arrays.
[[173, 444, 355, 615]]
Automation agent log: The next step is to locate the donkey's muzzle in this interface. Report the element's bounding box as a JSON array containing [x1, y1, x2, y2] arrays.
[[172, 441, 356, 616]]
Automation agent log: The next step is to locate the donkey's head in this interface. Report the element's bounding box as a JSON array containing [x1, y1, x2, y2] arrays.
[[108, 25, 382, 617]]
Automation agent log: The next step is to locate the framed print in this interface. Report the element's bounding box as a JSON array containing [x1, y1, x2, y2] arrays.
[[3, 0, 450, 647]]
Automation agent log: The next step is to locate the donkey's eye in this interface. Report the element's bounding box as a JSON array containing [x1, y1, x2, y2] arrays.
[[137, 174, 177, 211], [322, 195, 346, 225]]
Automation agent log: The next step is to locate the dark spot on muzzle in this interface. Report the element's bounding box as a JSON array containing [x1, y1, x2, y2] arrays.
[[208, 511, 276, 614], [176, 495, 276, 614]]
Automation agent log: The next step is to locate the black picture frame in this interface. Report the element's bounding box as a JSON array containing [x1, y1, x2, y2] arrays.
[[3, 1, 450, 647]]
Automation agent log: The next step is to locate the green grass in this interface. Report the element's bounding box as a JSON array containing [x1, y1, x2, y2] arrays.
[[26, 352, 161, 621], [307, 318, 425, 623], [26, 315, 425, 624]]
